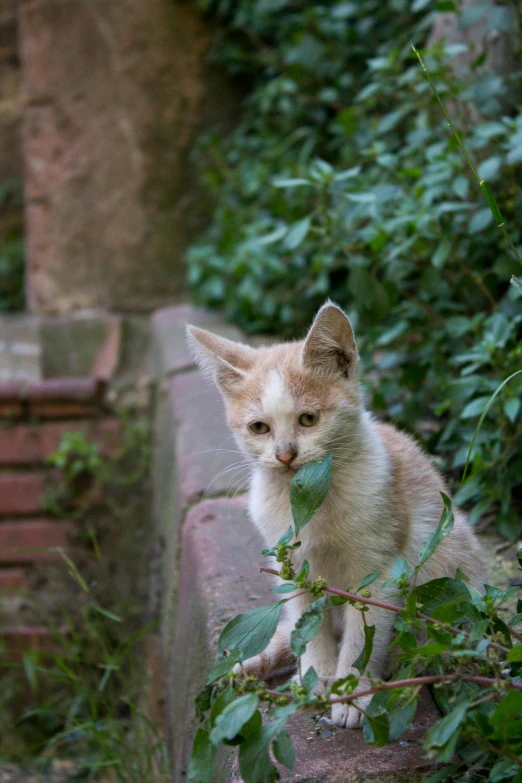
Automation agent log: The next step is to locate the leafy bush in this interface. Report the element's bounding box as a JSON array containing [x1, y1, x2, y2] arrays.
[[186, 1, 522, 537], [189, 451, 522, 783], [0, 178, 24, 312]]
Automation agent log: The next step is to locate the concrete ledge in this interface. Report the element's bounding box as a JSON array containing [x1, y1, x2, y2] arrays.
[[150, 305, 244, 381]]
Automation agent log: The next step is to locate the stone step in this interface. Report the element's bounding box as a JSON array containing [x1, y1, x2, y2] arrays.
[[0, 315, 41, 383]]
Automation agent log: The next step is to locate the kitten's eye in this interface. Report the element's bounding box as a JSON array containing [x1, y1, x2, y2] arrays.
[[249, 421, 270, 435], [299, 412, 319, 427]]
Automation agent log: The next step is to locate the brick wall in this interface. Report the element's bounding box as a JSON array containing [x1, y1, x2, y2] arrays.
[[0, 377, 121, 653]]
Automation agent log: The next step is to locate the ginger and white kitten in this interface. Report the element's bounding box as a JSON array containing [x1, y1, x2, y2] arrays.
[[186, 302, 486, 729]]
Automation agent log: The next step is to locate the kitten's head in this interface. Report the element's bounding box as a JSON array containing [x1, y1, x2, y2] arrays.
[[186, 302, 362, 473]]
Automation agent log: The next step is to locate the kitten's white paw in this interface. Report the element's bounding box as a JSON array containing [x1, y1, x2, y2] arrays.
[[232, 654, 268, 679], [291, 672, 331, 695], [331, 693, 372, 729], [331, 702, 363, 728]]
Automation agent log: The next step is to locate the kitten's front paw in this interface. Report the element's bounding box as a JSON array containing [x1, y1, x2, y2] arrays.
[[331, 693, 372, 729], [291, 672, 331, 696], [232, 654, 269, 680], [331, 702, 363, 728]]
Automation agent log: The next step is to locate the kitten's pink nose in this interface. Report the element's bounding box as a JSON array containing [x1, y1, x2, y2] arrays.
[[276, 447, 297, 466]]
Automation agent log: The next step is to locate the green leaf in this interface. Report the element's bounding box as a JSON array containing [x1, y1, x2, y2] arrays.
[[284, 216, 311, 250], [479, 180, 503, 226], [343, 192, 376, 203], [91, 605, 123, 623], [290, 597, 326, 657], [273, 731, 295, 769], [353, 624, 375, 674], [461, 396, 491, 419], [271, 583, 297, 594], [356, 572, 380, 592], [206, 650, 242, 684], [219, 601, 285, 660], [210, 694, 259, 745], [290, 452, 332, 535], [334, 165, 361, 181], [424, 703, 468, 762], [468, 208, 493, 234], [272, 177, 311, 188], [330, 592, 349, 606], [507, 645, 522, 662], [392, 556, 410, 579], [188, 729, 217, 783], [22, 652, 38, 692], [210, 686, 236, 726], [362, 708, 389, 747], [460, 370, 522, 485], [504, 397, 520, 423], [302, 666, 318, 692], [365, 686, 418, 743], [239, 705, 296, 783], [490, 692, 522, 732], [508, 613, 522, 628], [375, 321, 407, 346], [468, 619, 489, 641], [417, 494, 454, 568], [416, 578, 473, 622]]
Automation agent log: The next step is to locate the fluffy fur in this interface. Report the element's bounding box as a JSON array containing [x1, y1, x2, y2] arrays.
[[186, 302, 486, 729]]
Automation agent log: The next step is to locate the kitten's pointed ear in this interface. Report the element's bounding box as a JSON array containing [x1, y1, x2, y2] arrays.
[[186, 325, 255, 394], [302, 302, 358, 378]]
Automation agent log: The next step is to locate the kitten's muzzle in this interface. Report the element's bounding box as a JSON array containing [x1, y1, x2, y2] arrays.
[[275, 445, 298, 466]]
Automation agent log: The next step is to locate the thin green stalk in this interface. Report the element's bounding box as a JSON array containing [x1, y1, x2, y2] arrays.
[[459, 369, 522, 487]]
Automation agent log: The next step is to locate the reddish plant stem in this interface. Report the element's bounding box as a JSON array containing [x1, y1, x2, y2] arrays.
[[263, 673, 522, 705], [260, 568, 511, 654], [509, 626, 522, 643]]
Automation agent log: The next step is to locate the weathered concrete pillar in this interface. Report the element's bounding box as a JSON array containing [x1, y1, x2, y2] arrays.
[[18, 0, 236, 313], [430, 0, 519, 96]]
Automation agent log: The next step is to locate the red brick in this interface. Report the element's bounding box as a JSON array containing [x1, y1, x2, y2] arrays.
[[0, 418, 121, 464], [29, 401, 101, 418], [0, 383, 22, 399], [0, 625, 64, 662], [0, 401, 23, 418], [0, 472, 46, 515], [27, 379, 102, 400], [0, 568, 27, 590], [0, 383, 25, 419], [0, 520, 74, 562], [27, 379, 105, 418]]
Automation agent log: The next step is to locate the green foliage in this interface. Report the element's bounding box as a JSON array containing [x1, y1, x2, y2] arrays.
[[47, 431, 103, 481], [0, 179, 24, 312], [187, 0, 522, 537], [218, 601, 286, 660], [0, 422, 166, 780], [289, 452, 332, 534], [44, 419, 151, 518], [191, 450, 522, 783]]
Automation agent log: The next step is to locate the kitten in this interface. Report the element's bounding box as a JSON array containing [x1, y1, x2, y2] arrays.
[[186, 301, 486, 729]]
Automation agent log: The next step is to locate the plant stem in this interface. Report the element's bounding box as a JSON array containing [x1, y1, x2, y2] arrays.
[[328, 674, 522, 704], [263, 673, 522, 706], [260, 568, 511, 653]]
